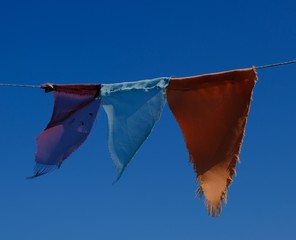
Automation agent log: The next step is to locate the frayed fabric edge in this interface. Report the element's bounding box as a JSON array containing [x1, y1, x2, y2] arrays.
[[194, 141, 243, 217], [196, 176, 228, 217], [27, 163, 59, 179]]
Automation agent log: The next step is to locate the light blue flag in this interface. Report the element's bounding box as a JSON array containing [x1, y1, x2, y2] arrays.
[[101, 77, 169, 181]]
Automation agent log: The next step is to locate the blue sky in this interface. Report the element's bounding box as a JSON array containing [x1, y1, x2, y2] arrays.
[[0, 0, 295, 239]]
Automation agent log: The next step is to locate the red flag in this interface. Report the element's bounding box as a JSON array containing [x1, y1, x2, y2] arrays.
[[31, 84, 101, 178], [167, 68, 257, 216]]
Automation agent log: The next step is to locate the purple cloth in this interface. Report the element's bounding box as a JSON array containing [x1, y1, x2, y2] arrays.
[[31, 84, 101, 178]]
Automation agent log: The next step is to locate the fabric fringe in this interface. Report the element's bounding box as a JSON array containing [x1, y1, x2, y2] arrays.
[[195, 102, 251, 217], [27, 163, 59, 179]]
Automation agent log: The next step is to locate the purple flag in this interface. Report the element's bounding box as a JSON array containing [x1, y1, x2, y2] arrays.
[[31, 84, 101, 178]]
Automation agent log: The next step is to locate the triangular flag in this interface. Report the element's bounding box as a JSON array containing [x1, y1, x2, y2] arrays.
[[166, 68, 257, 216], [31, 84, 101, 178], [101, 78, 169, 181]]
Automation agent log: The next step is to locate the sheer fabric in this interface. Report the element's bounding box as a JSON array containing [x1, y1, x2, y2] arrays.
[[101, 78, 169, 180], [32, 84, 101, 177], [167, 69, 257, 216]]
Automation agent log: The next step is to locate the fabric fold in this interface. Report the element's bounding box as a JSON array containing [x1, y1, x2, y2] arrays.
[[31, 83, 101, 178], [166, 68, 257, 216], [101, 77, 169, 181]]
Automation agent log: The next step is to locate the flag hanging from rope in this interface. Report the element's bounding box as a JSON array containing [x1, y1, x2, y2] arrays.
[[20, 67, 259, 217], [31, 83, 101, 178], [167, 68, 257, 216], [101, 78, 169, 181]]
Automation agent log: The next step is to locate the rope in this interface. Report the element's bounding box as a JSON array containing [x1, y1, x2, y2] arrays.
[[0, 83, 41, 88], [255, 59, 296, 69], [0, 60, 295, 89]]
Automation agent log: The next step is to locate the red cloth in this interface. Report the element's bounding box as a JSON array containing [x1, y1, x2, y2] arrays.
[[167, 68, 257, 216]]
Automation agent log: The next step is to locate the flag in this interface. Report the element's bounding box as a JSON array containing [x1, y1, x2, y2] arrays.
[[167, 68, 257, 216], [31, 83, 101, 178], [101, 78, 169, 181]]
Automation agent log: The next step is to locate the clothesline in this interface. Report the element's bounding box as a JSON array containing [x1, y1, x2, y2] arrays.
[[255, 59, 296, 69], [0, 83, 40, 88], [0, 59, 295, 89]]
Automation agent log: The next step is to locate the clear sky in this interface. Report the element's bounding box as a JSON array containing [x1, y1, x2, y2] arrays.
[[0, 0, 295, 239]]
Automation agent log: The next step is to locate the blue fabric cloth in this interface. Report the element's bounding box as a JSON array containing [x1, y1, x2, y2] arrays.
[[101, 78, 169, 181]]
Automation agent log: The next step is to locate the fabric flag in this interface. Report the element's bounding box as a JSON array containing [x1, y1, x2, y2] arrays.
[[101, 77, 169, 181], [31, 83, 101, 178], [167, 68, 257, 216]]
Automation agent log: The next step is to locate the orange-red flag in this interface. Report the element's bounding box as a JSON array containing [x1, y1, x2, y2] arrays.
[[167, 68, 257, 216]]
